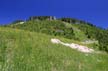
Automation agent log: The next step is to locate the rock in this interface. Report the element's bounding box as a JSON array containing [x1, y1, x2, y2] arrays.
[[51, 38, 94, 53]]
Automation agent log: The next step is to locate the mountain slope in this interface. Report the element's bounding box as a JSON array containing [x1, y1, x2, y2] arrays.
[[5, 20, 100, 50], [6, 20, 89, 41], [0, 27, 108, 71]]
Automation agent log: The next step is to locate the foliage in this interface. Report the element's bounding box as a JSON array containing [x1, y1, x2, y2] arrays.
[[59, 17, 80, 24], [6, 20, 75, 39], [74, 23, 108, 52], [3, 16, 108, 53], [0, 27, 108, 71], [96, 30, 108, 52]]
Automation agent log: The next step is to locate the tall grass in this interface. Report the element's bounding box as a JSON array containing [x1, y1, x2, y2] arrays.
[[0, 27, 108, 71]]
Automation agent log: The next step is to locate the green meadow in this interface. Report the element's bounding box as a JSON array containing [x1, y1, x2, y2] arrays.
[[0, 27, 108, 71]]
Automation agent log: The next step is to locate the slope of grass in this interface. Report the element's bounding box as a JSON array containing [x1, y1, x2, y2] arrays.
[[0, 27, 108, 71], [5, 20, 88, 41], [63, 22, 88, 41]]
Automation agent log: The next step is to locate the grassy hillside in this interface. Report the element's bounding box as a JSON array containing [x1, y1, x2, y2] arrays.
[[63, 22, 88, 41], [5, 20, 100, 49], [0, 27, 108, 71], [7, 20, 89, 40]]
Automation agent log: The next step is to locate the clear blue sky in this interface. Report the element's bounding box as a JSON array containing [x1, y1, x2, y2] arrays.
[[0, 0, 108, 28]]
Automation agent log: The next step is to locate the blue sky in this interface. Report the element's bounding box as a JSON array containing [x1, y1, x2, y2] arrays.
[[0, 0, 108, 28]]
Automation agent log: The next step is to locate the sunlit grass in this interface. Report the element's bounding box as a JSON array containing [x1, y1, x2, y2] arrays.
[[0, 27, 108, 71]]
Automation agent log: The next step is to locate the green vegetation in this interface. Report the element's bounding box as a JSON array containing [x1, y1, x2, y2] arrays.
[[73, 23, 108, 52], [5, 16, 108, 52], [1, 16, 108, 71], [0, 27, 108, 71], [6, 20, 76, 39]]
